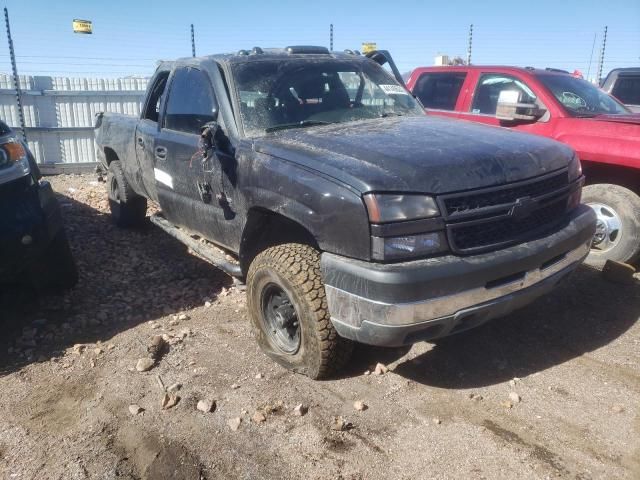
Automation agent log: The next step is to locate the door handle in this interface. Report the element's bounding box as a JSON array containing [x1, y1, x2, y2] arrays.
[[155, 146, 167, 159], [136, 137, 145, 149]]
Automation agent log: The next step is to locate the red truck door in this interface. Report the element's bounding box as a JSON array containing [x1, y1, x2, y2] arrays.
[[409, 69, 473, 120], [456, 71, 555, 138]]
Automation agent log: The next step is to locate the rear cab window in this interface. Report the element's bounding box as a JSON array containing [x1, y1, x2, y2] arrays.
[[413, 72, 466, 110], [142, 71, 170, 122]]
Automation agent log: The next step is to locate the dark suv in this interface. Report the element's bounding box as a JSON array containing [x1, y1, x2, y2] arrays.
[[0, 121, 77, 292]]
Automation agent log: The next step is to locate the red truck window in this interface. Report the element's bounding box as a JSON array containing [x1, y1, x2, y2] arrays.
[[413, 72, 466, 111], [471, 74, 537, 115]]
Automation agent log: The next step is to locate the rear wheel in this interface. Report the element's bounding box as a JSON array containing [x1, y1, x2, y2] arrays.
[[246, 243, 353, 379], [583, 183, 640, 267], [107, 160, 147, 228]]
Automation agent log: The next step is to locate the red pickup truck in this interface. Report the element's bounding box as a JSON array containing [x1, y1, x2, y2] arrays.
[[406, 65, 640, 266]]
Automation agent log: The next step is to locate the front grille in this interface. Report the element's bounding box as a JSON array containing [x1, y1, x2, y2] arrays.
[[443, 171, 569, 217], [449, 199, 567, 253], [439, 170, 572, 254]]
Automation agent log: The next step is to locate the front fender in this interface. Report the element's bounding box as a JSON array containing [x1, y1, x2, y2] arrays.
[[243, 152, 371, 260]]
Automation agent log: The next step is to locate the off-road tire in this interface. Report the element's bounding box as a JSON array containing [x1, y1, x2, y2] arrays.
[[246, 243, 353, 379], [30, 230, 78, 292], [583, 183, 640, 267], [107, 160, 147, 227]]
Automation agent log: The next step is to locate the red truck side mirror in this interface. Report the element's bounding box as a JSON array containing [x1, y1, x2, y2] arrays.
[[496, 90, 546, 122]]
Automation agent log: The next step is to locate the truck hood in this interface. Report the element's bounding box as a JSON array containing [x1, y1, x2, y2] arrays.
[[254, 116, 572, 194]]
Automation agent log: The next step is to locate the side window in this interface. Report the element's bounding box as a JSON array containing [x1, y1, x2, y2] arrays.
[[472, 74, 537, 115], [143, 72, 169, 122], [164, 67, 217, 134], [413, 72, 466, 110], [612, 76, 640, 105]]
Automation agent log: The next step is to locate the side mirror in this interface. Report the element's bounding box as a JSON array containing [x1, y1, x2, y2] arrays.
[[496, 90, 546, 122], [199, 121, 222, 156]]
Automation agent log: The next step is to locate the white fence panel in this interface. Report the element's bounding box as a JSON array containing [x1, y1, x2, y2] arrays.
[[0, 73, 148, 166]]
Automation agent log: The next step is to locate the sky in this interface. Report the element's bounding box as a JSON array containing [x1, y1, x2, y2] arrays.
[[1, 0, 638, 81]]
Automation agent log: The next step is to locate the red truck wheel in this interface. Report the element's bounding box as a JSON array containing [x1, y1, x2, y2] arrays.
[[583, 184, 640, 267]]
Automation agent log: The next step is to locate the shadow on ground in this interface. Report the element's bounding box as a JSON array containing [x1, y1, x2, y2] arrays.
[[0, 190, 232, 376], [391, 264, 640, 388]]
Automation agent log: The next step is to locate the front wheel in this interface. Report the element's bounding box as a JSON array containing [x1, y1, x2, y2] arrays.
[[583, 183, 640, 267], [246, 243, 353, 379]]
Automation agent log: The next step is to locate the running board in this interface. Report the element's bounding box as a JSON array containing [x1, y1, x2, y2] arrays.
[[150, 213, 242, 278]]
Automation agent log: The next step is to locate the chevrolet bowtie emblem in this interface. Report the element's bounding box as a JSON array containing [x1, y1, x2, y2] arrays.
[[511, 196, 538, 219]]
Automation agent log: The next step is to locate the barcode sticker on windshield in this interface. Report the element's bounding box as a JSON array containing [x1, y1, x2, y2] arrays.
[[379, 84, 409, 95]]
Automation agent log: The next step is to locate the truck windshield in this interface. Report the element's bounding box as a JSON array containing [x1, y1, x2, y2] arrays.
[[231, 58, 424, 136], [536, 73, 630, 117]]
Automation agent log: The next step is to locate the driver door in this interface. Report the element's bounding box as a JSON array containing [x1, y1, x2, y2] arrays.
[[155, 66, 222, 238], [458, 72, 549, 136]]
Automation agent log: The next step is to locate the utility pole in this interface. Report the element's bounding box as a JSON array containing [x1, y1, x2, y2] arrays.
[[330, 23, 334, 51], [467, 24, 473, 65], [191, 23, 196, 57], [586, 32, 597, 82], [597, 26, 608, 84], [4, 7, 26, 142]]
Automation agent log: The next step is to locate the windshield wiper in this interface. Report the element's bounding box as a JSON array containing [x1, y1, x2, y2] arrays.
[[265, 120, 331, 133], [379, 112, 403, 118]]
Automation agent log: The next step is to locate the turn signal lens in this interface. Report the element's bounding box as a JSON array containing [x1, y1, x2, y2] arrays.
[[4, 141, 26, 160], [0, 141, 27, 169], [372, 231, 448, 261]]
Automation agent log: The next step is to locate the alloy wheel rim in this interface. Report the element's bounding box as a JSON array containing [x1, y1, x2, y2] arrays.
[[587, 202, 622, 253]]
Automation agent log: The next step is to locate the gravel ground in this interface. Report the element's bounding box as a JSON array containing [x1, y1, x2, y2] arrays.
[[0, 174, 638, 480]]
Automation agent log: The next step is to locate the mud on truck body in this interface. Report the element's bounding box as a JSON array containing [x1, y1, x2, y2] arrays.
[[95, 47, 596, 379]]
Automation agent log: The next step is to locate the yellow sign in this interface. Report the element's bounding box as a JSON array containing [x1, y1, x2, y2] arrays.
[[361, 42, 377, 54], [72, 19, 93, 34]]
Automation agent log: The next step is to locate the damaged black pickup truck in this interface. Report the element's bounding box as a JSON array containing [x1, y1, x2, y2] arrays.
[[95, 46, 596, 379]]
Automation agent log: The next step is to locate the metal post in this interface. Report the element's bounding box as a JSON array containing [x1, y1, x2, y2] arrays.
[[330, 24, 333, 51], [597, 26, 607, 84], [191, 23, 196, 57], [4, 7, 26, 142], [467, 24, 473, 65], [586, 32, 597, 82]]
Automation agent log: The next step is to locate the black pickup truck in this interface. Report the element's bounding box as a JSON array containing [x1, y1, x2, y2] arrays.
[[95, 46, 596, 379]]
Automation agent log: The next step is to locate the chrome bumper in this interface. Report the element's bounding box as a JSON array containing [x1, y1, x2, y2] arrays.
[[321, 205, 597, 346], [326, 240, 589, 327]]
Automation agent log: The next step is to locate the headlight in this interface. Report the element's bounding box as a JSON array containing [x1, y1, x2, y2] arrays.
[[372, 231, 448, 261], [568, 153, 582, 181], [0, 140, 29, 173], [363, 193, 439, 223]]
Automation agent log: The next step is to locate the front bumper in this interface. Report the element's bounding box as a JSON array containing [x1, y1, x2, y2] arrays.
[[321, 205, 596, 346]]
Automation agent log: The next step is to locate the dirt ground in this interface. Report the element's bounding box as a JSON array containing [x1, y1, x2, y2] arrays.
[[0, 174, 638, 480]]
